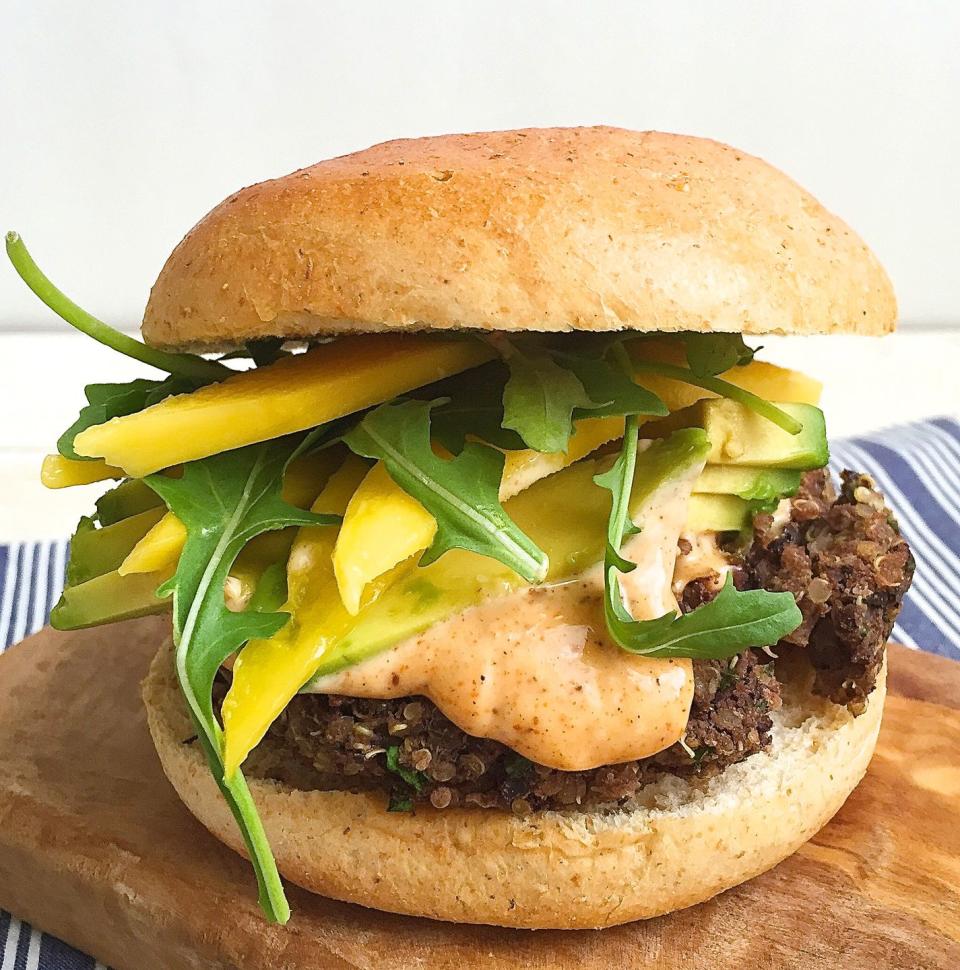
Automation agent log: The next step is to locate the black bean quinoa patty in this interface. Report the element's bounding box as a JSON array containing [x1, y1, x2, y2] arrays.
[[745, 469, 914, 713], [249, 469, 912, 813]]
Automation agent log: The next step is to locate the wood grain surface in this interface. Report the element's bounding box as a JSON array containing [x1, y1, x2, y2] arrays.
[[0, 617, 957, 970]]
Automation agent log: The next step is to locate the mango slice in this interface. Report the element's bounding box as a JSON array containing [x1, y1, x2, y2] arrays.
[[499, 415, 625, 500], [119, 512, 186, 576], [41, 454, 122, 489], [726, 360, 822, 406], [333, 461, 435, 615], [73, 335, 495, 477], [222, 456, 372, 777]]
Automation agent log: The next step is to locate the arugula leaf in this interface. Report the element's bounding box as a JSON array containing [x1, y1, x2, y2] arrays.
[[593, 416, 642, 575], [553, 351, 668, 421], [58, 376, 199, 460], [385, 745, 427, 792], [595, 422, 802, 659], [218, 338, 292, 367], [606, 572, 803, 658], [501, 345, 596, 452], [427, 362, 526, 453], [145, 437, 340, 923], [5, 232, 229, 382], [343, 399, 548, 582], [431, 346, 667, 456], [682, 333, 757, 376]]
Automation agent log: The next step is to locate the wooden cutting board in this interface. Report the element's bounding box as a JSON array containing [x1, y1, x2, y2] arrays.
[[0, 618, 958, 970]]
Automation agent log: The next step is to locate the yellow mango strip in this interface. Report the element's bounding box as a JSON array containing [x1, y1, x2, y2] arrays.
[[41, 454, 122, 489], [499, 415, 625, 501], [73, 335, 495, 478], [119, 449, 343, 577], [222, 456, 372, 777], [725, 361, 822, 406], [628, 339, 822, 409], [118, 512, 186, 576], [333, 462, 436, 615]]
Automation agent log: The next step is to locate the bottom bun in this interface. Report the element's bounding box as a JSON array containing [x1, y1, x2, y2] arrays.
[[143, 639, 885, 929]]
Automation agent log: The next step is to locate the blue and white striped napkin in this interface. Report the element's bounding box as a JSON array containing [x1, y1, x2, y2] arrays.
[[1, 416, 958, 969]]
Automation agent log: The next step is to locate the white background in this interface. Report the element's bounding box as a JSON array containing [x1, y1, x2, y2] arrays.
[[2, 0, 959, 331], [1, 1, 959, 538]]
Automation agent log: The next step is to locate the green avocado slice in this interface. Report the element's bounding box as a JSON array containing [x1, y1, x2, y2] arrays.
[[700, 400, 828, 469], [694, 465, 802, 501]]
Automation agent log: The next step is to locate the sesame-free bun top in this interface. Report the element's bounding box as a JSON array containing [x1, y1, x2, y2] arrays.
[[142, 127, 896, 350]]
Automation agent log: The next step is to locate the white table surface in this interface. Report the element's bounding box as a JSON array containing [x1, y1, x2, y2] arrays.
[[1, 330, 958, 541]]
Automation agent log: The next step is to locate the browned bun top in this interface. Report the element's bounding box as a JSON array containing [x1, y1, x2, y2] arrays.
[[142, 127, 896, 350]]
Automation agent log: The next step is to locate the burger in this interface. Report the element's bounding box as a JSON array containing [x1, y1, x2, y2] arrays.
[[9, 127, 914, 929]]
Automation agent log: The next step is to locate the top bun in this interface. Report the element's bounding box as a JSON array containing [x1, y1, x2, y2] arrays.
[[142, 127, 896, 350]]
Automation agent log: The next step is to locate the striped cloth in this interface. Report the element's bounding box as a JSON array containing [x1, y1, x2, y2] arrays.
[[0, 417, 957, 969]]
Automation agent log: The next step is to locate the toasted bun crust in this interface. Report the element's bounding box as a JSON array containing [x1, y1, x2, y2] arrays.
[[142, 127, 896, 350], [143, 639, 885, 929]]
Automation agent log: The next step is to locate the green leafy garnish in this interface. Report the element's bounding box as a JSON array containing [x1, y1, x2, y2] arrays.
[[144, 437, 341, 924], [5, 232, 229, 382], [343, 399, 548, 582], [596, 421, 803, 659], [385, 745, 427, 791], [503, 753, 534, 779], [427, 362, 525, 452], [431, 345, 667, 455], [219, 338, 292, 367], [552, 350, 668, 421], [500, 344, 596, 452], [682, 333, 757, 376], [607, 570, 802, 659], [58, 377, 199, 460]]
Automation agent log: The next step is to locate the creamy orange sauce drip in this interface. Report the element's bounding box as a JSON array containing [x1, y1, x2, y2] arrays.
[[309, 478, 703, 771], [672, 531, 734, 600], [311, 576, 693, 771]]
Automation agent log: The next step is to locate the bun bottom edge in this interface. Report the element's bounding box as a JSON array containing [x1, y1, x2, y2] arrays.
[[142, 638, 885, 929]]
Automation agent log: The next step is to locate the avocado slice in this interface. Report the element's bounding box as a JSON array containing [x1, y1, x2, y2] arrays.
[[51, 568, 170, 630], [66, 506, 166, 586], [686, 493, 752, 533], [694, 465, 802, 502], [95, 478, 164, 525], [701, 399, 828, 469]]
